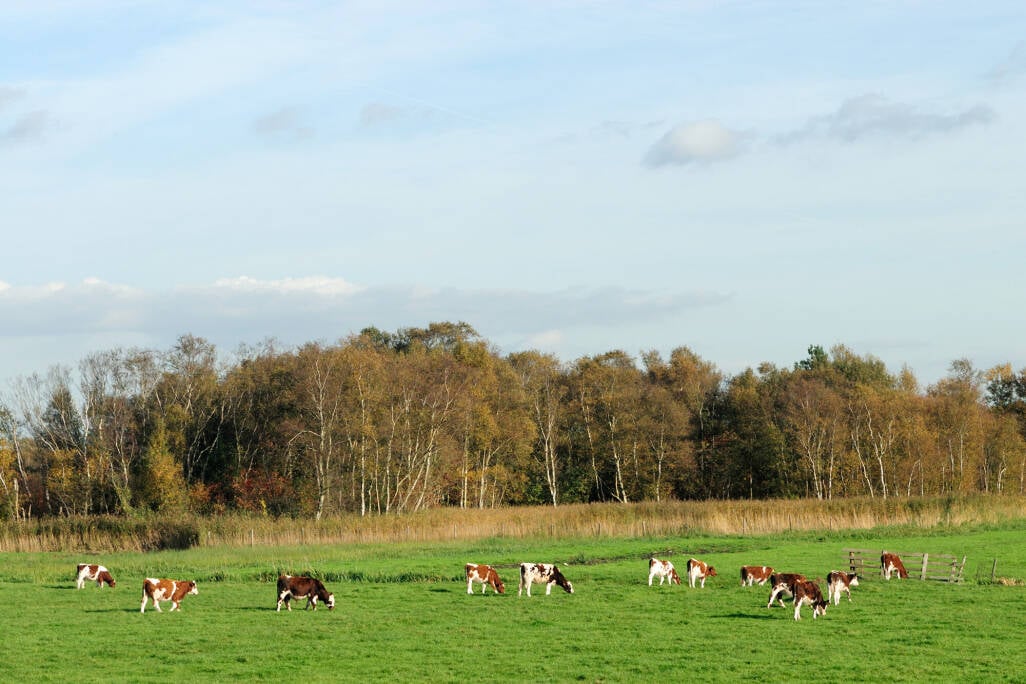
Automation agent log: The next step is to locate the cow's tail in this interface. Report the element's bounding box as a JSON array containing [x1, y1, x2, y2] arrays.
[[740, 567, 748, 585], [649, 557, 656, 569]]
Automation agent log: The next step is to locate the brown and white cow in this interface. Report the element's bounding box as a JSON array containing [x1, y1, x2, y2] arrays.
[[686, 558, 717, 588], [276, 575, 335, 611], [766, 572, 807, 608], [881, 552, 909, 580], [465, 563, 505, 594], [76, 563, 116, 589], [792, 579, 828, 620], [648, 558, 681, 586], [140, 578, 198, 613], [518, 563, 573, 597], [826, 571, 860, 604], [739, 565, 773, 587]]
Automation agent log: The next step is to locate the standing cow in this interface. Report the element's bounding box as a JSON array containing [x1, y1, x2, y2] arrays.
[[76, 563, 116, 589], [140, 578, 198, 613], [826, 571, 859, 604], [881, 552, 909, 580], [686, 558, 717, 588], [465, 563, 505, 594], [739, 565, 773, 587], [518, 563, 574, 597], [792, 579, 828, 620], [767, 573, 807, 608], [276, 575, 336, 611], [648, 558, 681, 586]]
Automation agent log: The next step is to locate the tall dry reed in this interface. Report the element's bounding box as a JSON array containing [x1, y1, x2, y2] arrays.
[[2, 495, 1024, 553]]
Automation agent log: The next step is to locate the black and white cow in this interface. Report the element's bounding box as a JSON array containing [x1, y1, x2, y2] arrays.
[[518, 563, 573, 597]]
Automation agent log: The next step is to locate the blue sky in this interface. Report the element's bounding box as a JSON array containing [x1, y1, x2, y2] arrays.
[[2, 1, 1024, 387]]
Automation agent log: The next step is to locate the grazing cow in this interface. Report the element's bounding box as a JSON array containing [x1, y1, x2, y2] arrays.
[[686, 558, 717, 588], [881, 552, 909, 580], [648, 558, 681, 586], [76, 563, 116, 589], [826, 571, 860, 604], [276, 575, 336, 612], [739, 565, 773, 587], [140, 578, 198, 613], [465, 563, 505, 595], [766, 573, 807, 608], [792, 579, 828, 620], [518, 563, 573, 597]]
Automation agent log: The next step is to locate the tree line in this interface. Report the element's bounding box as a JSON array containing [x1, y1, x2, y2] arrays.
[[2, 321, 1025, 519]]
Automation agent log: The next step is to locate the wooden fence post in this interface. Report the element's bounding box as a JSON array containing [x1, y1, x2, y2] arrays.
[[920, 553, 929, 581]]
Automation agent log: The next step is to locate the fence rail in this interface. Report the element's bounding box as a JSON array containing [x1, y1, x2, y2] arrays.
[[843, 548, 966, 583]]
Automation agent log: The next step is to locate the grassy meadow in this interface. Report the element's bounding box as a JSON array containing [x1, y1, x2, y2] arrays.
[[2, 499, 1026, 682]]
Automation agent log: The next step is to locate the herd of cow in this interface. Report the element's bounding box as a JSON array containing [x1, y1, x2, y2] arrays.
[[74, 563, 335, 613], [466, 551, 913, 621], [74, 550, 913, 620]]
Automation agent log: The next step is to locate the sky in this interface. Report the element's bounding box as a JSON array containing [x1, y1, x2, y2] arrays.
[[2, 0, 1025, 389]]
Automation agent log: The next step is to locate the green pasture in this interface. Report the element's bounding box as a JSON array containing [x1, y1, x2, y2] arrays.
[[2, 522, 1025, 682]]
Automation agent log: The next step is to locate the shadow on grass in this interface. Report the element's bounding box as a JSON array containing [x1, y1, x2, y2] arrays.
[[715, 611, 778, 620], [45, 585, 78, 590]]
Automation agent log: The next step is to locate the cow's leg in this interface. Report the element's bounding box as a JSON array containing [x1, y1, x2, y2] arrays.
[[467, 578, 474, 594], [793, 601, 802, 621], [153, 599, 163, 613], [169, 601, 178, 612], [545, 582, 553, 595], [648, 572, 654, 586], [140, 595, 148, 613]]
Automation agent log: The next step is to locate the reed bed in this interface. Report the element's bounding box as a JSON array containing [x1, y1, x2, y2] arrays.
[[2, 495, 1025, 553]]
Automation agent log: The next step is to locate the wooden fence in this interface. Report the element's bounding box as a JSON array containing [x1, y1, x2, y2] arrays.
[[843, 548, 967, 583]]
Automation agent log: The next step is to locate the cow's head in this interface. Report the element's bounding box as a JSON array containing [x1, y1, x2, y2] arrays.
[[494, 578, 506, 594], [706, 566, 718, 578], [186, 581, 199, 596], [555, 569, 574, 594], [100, 572, 116, 588], [670, 569, 681, 585], [325, 592, 336, 610], [848, 573, 860, 587], [813, 600, 828, 618]]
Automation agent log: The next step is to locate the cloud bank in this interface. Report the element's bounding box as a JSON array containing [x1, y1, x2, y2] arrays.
[[0, 277, 732, 376]]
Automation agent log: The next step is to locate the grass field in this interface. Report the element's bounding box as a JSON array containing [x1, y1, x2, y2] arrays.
[[2, 518, 1025, 682]]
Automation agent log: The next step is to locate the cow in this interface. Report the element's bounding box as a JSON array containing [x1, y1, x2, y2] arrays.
[[518, 563, 573, 597], [826, 571, 860, 604], [276, 575, 336, 612], [686, 558, 717, 588], [76, 563, 116, 589], [465, 563, 505, 594], [739, 565, 773, 587], [648, 558, 681, 586], [881, 552, 909, 580], [792, 579, 828, 620], [766, 573, 807, 608], [140, 578, 198, 613]]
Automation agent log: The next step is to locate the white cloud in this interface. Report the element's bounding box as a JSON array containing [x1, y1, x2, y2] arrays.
[[643, 120, 743, 167], [210, 276, 362, 296]]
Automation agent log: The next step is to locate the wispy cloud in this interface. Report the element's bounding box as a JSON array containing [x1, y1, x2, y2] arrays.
[[643, 120, 744, 167], [1, 110, 56, 145], [0, 277, 731, 370], [252, 106, 312, 141], [988, 41, 1026, 83], [779, 94, 995, 144], [0, 87, 25, 110]]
